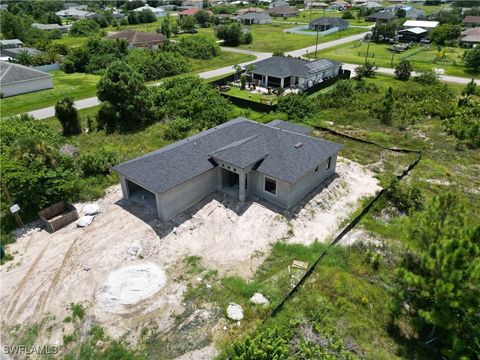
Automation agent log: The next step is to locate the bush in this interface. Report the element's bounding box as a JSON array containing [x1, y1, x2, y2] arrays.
[[216, 23, 252, 46], [164, 118, 193, 140], [177, 35, 220, 59], [69, 20, 100, 36], [126, 49, 189, 81], [63, 59, 75, 73], [462, 48, 480, 73], [355, 61, 377, 79], [413, 69, 439, 85], [79, 149, 118, 177], [277, 93, 314, 121], [385, 177, 423, 212], [394, 60, 413, 81], [55, 97, 82, 136]]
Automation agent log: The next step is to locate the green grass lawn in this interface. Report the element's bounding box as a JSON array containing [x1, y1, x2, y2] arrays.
[[286, 9, 374, 27], [189, 52, 255, 73], [312, 41, 474, 77], [52, 34, 90, 48], [0, 71, 100, 118], [225, 86, 278, 103]]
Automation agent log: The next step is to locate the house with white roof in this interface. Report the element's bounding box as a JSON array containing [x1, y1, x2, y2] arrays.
[[0, 61, 53, 97], [133, 4, 166, 17]]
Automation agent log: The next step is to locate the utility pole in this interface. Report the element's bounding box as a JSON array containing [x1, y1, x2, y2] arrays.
[[314, 26, 320, 59], [364, 34, 371, 65]]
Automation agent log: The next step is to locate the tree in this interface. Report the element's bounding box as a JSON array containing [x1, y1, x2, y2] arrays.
[[177, 35, 220, 59], [69, 19, 100, 36], [97, 61, 157, 133], [55, 97, 82, 136], [0, 115, 78, 229], [277, 94, 314, 121], [216, 22, 242, 46], [194, 10, 211, 27], [14, 49, 34, 66], [160, 15, 172, 38], [414, 69, 439, 85], [178, 14, 196, 31], [430, 24, 461, 45], [462, 48, 480, 73], [380, 87, 394, 125], [394, 60, 413, 81], [355, 61, 377, 79], [392, 193, 480, 359]]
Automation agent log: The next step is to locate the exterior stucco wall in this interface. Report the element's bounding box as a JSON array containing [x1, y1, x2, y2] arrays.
[[2, 77, 53, 97], [287, 154, 338, 208], [248, 170, 289, 208], [155, 167, 218, 221]]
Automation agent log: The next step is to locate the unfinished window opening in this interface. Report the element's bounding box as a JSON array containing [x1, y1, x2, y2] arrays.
[[264, 177, 277, 196], [314, 165, 319, 172], [326, 156, 332, 170]]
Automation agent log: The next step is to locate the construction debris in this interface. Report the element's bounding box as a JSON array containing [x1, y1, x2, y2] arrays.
[[77, 215, 94, 228], [226, 303, 243, 321], [83, 204, 100, 216], [292, 260, 308, 270], [249, 293, 269, 305]]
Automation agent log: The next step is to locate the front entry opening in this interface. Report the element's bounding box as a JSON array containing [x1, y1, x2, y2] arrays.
[[221, 168, 240, 199], [126, 179, 158, 215]]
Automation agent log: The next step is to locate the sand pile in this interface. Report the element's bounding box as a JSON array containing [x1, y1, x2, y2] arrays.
[[96, 263, 166, 314]]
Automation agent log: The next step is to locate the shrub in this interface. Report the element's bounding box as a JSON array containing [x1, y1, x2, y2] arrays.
[[355, 61, 377, 79], [55, 97, 82, 136], [413, 69, 439, 85], [164, 118, 193, 140], [79, 148, 118, 177], [385, 177, 423, 212], [69, 20, 100, 36], [277, 93, 314, 121], [62, 59, 75, 73], [462, 48, 480, 73], [394, 60, 413, 81], [177, 35, 220, 59], [216, 23, 252, 46]]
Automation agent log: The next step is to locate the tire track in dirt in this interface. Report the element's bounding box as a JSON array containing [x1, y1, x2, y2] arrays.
[[5, 243, 49, 322]]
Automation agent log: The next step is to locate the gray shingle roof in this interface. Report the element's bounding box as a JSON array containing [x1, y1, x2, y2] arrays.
[[251, 56, 342, 78], [1, 47, 42, 59], [309, 17, 348, 27], [113, 118, 342, 194], [0, 61, 51, 85], [267, 119, 312, 135], [238, 12, 272, 20]]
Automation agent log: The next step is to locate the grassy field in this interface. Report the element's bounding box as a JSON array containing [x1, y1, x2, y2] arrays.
[[0, 71, 100, 118], [285, 9, 374, 27], [0, 52, 254, 118], [312, 41, 474, 77]]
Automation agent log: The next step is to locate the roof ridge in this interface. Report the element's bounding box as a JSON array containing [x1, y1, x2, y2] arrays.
[[0, 61, 51, 79]]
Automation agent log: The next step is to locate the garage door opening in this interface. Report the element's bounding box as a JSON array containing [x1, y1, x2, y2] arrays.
[[126, 180, 158, 215]]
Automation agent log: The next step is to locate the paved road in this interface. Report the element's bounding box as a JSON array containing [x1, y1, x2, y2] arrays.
[[25, 31, 478, 119]]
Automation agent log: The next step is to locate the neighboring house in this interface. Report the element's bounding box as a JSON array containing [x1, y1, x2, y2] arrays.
[[237, 12, 272, 25], [361, 1, 384, 10], [178, 8, 213, 17], [0, 61, 53, 97], [463, 16, 480, 28], [134, 4, 166, 17], [113, 118, 343, 221], [365, 11, 397, 23], [268, 6, 299, 18], [309, 17, 349, 32], [402, 20, 439, 30], [460, 27, 480, 44], [399, 27, 428, 42], [218, 13, 236, 23], [270, 0, 289, 7], [1, 47, 42, 61], [385, 5, 425, 20], [236, 7, 265, 15], [104, 30, 166, 49], [55, 8, 91, 19], [31, 23, 68, 33], [0, 39, 24, 49], [249, 56, 342, 89]]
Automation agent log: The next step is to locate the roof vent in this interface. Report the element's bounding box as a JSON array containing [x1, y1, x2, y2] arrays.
[[294, 142, 303, 149]]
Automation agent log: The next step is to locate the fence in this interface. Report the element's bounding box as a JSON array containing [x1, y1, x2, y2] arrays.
[[268, 125, 422, 318], [302, 69, 351, 95], [220, 93, 277, 113], [33, 63, 61, 72]]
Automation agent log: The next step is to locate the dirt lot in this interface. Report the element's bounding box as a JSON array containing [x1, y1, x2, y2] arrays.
[[0, 157, 380, 357]]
